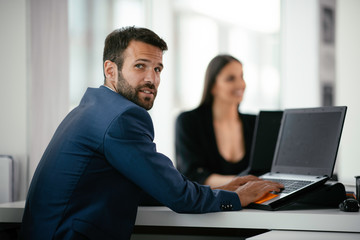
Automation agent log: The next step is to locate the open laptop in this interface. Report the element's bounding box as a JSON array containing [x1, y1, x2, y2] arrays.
[[249, 106, 347, 210], [239, 111, 283, 177]]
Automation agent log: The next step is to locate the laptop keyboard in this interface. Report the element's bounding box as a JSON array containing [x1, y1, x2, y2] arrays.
[[264, 178, 314, 194]]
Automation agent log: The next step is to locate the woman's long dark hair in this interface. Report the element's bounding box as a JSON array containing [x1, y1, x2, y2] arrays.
[[199, 54, 242, 106]]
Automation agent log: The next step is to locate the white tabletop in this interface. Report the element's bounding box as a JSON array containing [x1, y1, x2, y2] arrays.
[[1, 200, 359, 234], [135, 205, 360, 233], [0, 200, 25, 223], [248, 230, 360, 240]]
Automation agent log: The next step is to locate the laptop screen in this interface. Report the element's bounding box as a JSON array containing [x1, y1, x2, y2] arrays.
[[271, 106, 347, 176]]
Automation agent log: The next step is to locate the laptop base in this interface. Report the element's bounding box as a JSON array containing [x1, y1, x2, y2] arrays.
[[247, 181, 346, 211]]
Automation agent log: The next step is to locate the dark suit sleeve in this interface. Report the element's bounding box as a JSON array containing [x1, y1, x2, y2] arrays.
[[103, 106, 241, 213], [175, 112, 212, 184]]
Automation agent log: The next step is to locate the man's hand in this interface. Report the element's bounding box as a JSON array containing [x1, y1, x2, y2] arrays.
[[235, 180, 283, 207], [213, 175, 283, 207]]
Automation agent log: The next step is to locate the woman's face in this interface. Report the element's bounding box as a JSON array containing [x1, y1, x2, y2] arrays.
[[211, 61, 246, 105]]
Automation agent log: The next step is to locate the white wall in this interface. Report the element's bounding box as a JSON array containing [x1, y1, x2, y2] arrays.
[[0, 0, 69, 202], [282, 0, 360, 185], [336, 0, 360, 185], [0, 0, 28, 201], [281, 0, 320, 108], [148, 0, 177, 160], [27, 0, 69, 184]]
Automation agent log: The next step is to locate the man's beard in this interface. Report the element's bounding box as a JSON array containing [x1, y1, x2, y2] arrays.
[[116, 72, 157, 110]]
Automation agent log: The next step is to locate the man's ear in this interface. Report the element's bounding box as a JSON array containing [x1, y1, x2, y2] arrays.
[[104, 60, 118, 85]]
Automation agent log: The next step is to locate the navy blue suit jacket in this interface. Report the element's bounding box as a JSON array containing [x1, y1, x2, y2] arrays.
[[21, 86, 241, 240]]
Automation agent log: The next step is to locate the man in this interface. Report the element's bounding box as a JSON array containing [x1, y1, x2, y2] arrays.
[[21, 27, 282, 240]]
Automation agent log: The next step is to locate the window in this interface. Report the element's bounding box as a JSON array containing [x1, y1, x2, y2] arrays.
[[175, 14, 219, 108], [68, 0, 281, 160], [173, 0, 281, 114], [68, 0, 146, 109]]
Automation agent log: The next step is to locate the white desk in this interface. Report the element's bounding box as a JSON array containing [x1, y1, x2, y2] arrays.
[[1, 201, 359, 239], [0, 201, 24, 223], [134, 206, 360, 233], [248, 230, 360, 240]]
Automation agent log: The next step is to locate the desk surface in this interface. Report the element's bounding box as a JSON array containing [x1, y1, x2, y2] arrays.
[[248, 230, 360, 240], [0, 201, 24, 223], [1, 201, 359, 233], [135, 206, 360, 233]]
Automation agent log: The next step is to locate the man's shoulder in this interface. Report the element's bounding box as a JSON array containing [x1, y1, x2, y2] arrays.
[[85, 86, 144, 112], [76, 86, 150, 130]]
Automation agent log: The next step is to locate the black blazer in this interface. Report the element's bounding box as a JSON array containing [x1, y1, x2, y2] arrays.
[[176, 105, 256, 184]]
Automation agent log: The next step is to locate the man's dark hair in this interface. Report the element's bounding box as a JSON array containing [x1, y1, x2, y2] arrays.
[[103, 26, 168, 81]]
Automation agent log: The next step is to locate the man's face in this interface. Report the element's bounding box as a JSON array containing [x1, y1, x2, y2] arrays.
[[115, 40, 164, 110]]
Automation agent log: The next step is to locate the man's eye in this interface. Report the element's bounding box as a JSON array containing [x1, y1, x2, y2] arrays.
[[154, 67, 162, 73], [135, 64, 144, 69]]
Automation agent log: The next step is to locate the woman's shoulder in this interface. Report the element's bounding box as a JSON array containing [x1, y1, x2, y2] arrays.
[[176, 105, 211, 129], [239, 112, 257, 127], [240, 112, 257, 120], [178, 105, 210, 119]]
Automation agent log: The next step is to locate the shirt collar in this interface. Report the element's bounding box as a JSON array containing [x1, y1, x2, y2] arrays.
[[103, 85, 115, 92]]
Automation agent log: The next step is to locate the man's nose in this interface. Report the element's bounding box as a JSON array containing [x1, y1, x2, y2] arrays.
[[144, 69, 156, 83]]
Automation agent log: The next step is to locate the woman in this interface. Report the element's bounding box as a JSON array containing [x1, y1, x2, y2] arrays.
[[175, 54, 256, 188]]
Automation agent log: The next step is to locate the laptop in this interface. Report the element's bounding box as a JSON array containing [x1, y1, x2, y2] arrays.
[[249, 106, 347, 210], [239, 111, 283, 177]]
